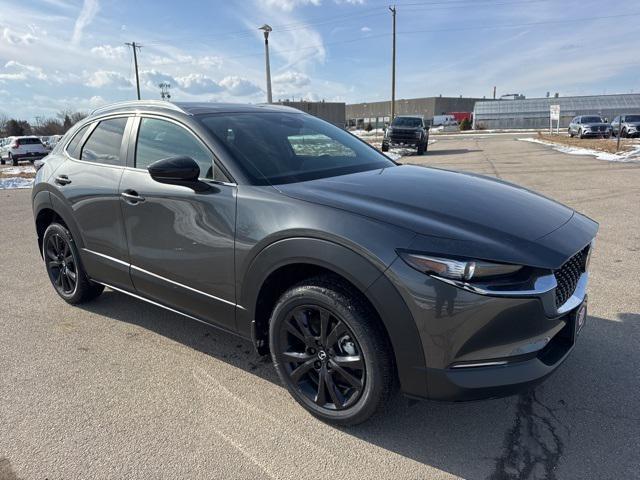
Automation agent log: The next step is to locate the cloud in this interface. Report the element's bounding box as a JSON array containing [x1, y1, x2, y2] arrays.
[[85, 70, 131, 88], [0, 61, 47, 81], [91, 44, 126, 59], [259, 0, 320, 11], [360, 26, 371, 32], [72, 0, 99, 44], [176, 74, 224, 94], [2, 27, 37, 45], [273, 71, 310, 87], [220, 76, 262, 96]]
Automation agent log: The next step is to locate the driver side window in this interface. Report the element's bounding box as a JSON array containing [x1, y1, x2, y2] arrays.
[[135, 118, 216, 179]]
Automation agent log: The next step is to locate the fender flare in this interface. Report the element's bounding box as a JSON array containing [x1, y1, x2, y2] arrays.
[[34, 189, 86, 253], [238, 237, 427, 396]]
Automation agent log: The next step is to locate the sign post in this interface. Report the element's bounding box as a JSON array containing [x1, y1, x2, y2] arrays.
[[550, 105, 560, 135]]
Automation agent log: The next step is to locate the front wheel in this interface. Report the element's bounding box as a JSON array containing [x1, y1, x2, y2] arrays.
[[9, 153, 17, 166], [417, 140, 427, 155], [381, 143, 389, 152], [568, 128, 574, 138], [269, 275, 395, 425], [43, 223, 104, 304], [579, 129, 584, 139]]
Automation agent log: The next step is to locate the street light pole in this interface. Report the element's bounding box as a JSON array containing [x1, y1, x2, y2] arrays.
[[259, 24, 273, 104], [389, 5, 396, 121]]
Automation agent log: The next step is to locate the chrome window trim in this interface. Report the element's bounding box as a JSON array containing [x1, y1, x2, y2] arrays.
[[63, 114, 132, 168], [81, 248, 244, 310]]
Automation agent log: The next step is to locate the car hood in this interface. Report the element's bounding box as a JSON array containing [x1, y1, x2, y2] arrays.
[[277, 165, 596, 268], [583, 122, 609, 128]]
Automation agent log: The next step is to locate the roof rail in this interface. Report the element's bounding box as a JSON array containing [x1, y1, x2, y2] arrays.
[[89, 100, 190, 117]]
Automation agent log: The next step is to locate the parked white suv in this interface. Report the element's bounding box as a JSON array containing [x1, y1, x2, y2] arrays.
[[0, 136, 48, 166]]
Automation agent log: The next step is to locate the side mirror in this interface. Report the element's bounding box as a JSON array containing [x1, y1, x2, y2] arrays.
[[148, 156, 200, 185]]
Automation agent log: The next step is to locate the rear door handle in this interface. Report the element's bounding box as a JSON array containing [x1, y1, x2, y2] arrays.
[[121, 190, 146, 204], [54, 175, 71, 186]]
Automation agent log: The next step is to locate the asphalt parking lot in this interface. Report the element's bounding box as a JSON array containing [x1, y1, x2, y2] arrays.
[[1, 134, 638, 480]]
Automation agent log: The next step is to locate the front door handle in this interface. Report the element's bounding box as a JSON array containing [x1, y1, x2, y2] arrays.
[[54, 175, 71, 186], [121, 190, 146, 204]]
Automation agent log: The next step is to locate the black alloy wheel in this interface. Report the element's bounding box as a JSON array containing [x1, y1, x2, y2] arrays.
[[42, 223, 104, 304], [278, 305, 366, 411], [269, 275, 395, 425], [45, 232, 78, 296]]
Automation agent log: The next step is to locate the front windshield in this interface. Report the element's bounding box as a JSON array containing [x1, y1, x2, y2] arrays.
[[625, 115, 640, 122], [199, 112, 395, 185], [581, 116, 604, 123], [391, 117, 422, 127]]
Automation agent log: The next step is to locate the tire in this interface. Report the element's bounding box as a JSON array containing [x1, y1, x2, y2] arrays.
[[622, 128, 628, 138], [43, 223, 104, 304], [0, 158, 5, 165], [9, 153, 17, 166], [568, 128, 574, 138], [417, 140, 427, 155], [578, 129, 584, 139], [269, 275, 395, 426], [381, 143, 389, 152]]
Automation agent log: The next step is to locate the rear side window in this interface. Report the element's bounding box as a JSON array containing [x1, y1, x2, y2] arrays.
[[21, 138, 42, 145], [81, 118, 128, 166], [135, 118, 216, 179], [66, 125, 90, 158]]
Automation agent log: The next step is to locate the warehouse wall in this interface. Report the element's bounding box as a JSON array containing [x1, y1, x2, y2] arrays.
[[278, 101, 346, 127], [473, 94, 640, 129], [346, 97, 483, 125]]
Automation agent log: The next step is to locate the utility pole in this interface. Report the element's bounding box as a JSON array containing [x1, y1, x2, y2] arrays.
[[389, 5, 396, 120], [125, 41, 142, 100], [259, 24, 273, 104]]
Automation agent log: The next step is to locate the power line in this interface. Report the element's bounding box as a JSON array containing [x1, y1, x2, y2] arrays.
[[145, 11, 640, 66]]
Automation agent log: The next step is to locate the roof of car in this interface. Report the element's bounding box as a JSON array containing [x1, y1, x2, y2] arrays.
[[89, 100, 300, 118]]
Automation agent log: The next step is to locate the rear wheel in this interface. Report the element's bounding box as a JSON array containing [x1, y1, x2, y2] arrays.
[[269, 275, 395, 425], [43, 223, 104, 304]]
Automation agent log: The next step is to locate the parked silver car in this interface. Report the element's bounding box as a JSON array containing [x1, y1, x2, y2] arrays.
[[610, 114, 640, 138], [568, 116, 611, 139]]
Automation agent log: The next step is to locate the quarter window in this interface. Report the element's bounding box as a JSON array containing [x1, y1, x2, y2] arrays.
[[135, 118, 215, 179], [80, 118, 128, 166], [66, 125, 90, 158]]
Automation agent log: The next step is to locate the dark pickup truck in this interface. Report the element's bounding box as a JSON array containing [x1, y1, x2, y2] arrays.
[[382, 116, 429, 155]]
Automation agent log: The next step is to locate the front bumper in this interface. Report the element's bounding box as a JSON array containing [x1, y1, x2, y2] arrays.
[[383, 249, 590, 402], [383, 136, 423, 148]]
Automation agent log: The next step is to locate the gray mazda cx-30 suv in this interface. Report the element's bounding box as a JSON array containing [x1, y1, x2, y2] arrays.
[[32, 101, 598, 425]]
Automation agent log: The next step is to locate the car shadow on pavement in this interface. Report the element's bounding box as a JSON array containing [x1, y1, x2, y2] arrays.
[[80, 292, 639, 480]]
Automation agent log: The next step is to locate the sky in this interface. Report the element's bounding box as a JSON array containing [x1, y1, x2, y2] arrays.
[[1, 0, 639, 121]]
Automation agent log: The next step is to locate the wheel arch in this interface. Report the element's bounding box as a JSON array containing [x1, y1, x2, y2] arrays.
[[33, 190, 85, 257], [238, 237, 427, 396]]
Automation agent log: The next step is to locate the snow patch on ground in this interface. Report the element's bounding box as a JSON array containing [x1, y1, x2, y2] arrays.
[[2, 165, 35, 175], [518, 137, 640, 162], [0, 177, 33, 189]]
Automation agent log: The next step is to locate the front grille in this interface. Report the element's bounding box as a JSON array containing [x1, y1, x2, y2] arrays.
[[390, 129, 418, 142], [554, 245, 589, 308]]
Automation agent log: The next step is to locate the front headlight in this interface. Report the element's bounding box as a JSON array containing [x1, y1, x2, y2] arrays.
[[398, 251, 522, 281], [386, 128, 393, 137]]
